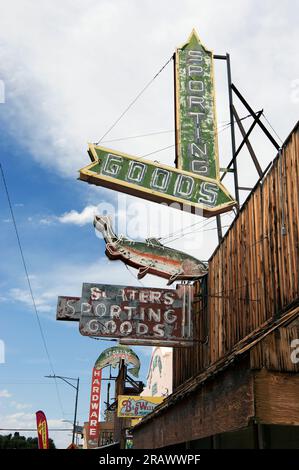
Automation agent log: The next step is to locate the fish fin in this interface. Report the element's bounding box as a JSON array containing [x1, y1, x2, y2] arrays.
[[145, 237, 163, 247], [138, 266, 150, 279], [167, 273, 180, 286], [106, 243, 120, 257]]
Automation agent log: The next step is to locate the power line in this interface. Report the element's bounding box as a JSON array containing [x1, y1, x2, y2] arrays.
[[138, 112, 255, 162], [160, 217, 215, 242], [262, 113, 283, 144], [164, 224, 231, 244], [101, 129, 174, 144], [95, 55, 173, 144], [160, 213, 230, 243], [0, 162, 65, 419], [141, 144, 175, 158], [0, 428, 72, 432]]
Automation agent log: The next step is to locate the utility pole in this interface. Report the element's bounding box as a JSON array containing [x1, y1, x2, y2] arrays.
[[45, 374, 80, 445]]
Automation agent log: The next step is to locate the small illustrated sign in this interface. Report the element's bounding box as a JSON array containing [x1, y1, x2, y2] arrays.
[[94, 346, 141, 377], [117, 395, 164, 418]]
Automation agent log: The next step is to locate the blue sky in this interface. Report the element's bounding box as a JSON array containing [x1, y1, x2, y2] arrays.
[[0, 0, 298, 448], [0, 135, 155, 447]]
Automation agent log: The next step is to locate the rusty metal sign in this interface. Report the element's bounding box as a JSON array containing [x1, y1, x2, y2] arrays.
[[56, 283, 194, 347], [56, 296, 81, 321], [80, 145, 235, 217], [175, 29, 220, 179], [93, 215, 208, 285], [79, 283, 193, 346], [79, 30, 237, 218]]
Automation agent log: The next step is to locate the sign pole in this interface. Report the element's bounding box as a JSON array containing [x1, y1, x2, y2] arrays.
[[72, 377, 80, 445]]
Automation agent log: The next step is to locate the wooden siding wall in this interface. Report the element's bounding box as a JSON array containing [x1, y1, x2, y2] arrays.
[[173, 123, 299, 389]]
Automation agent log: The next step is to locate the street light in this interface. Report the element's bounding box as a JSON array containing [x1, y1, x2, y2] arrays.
[[45, 375, 80, 445]]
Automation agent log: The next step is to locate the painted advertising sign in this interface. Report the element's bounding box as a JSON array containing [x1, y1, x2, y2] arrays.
[[79, 283, 193, 347], [80, 144, 235, 217], [117, 395, 164, 418], [87, 368, 102, 448], [175, 29, 219, 179], [87, 346, 140, 447], [94, 215, 208, 284], [35, 410, 49, 449], [94, 345, 140, 377]]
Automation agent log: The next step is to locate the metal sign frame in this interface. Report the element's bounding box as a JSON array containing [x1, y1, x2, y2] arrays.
[[56, 283, 194, 347]]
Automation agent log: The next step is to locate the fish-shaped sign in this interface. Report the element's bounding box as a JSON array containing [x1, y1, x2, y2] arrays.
[[94, 215, 208, 285], [94, 345, 141, 377]]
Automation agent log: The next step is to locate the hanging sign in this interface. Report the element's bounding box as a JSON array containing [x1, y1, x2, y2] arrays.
[[86, 346, 140, 447], [80, 144, 235, 217], [94, 345, 141, 377], [117, 395, 164, 418], [93, 214, 208, 284], [79, 283, 193, 347], [56, 284, 194, 347], [35, 410, 49, 449], [87, 367, 102, 449], [79, 30, 236, 217], [56, 296, 81, 321], [175, 29, 219, 179]]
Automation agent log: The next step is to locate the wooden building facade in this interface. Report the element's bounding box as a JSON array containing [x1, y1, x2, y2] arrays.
[[132, 122, 299, 449]]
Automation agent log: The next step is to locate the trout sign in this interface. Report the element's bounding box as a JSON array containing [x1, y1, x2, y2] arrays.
[[57, 283, 194, 347], [79, 30, 236, 217]]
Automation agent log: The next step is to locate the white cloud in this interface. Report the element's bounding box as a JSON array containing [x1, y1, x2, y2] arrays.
[[0, 411, 74, 448], [0, 0, 297, 183], [10, 401, 32, 410], [8, 287, 54, 313], [6, 253, 173, 324], [57, 205, 99, 226], [0, 389, 12, 398]]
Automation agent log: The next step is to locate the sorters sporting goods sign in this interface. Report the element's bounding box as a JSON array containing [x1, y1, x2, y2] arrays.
[[79, 283, 194, 347], [57, 283, 194, 347]]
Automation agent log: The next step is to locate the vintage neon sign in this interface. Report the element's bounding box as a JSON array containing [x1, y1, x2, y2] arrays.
[[56, 283, 194, 347], [175, 29, 220, 178], [79, 31, 236, 217]]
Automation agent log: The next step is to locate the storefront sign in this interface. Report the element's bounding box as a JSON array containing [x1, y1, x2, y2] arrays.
[[56, 296, 81, 321], [93, 214, 208, 284], [175, 29, 219, 179], [79, 31, 236, 217], [94, 345, 140, 377], [80, 144, 235, 217], [87, 367, 102, 449], [79, 283, 193, 347], [117, 395, 164, 418]]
